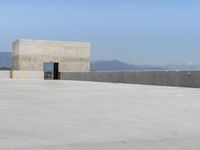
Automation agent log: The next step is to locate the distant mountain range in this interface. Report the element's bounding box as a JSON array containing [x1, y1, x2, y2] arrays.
[[1, 52, 200, 71], [91, 60, 166, 71], [0, 52, 12, 69], [91, 60, 200, 71]]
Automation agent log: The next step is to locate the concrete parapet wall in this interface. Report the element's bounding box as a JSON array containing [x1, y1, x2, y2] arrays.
[[60, 71, 200, 88], [0, 71, 11, 79], [12, 71, 44, 80]]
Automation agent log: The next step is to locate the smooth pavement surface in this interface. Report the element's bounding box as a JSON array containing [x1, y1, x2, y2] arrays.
[[0, 80, 200, 150]]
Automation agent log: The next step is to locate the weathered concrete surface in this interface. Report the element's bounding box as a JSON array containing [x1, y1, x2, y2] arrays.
[[0, 71, 10, 79], [61, 71, 200, 88], [0, 80, 200, 150], [12, 39, 90, 72], [11, 71, 44, 79]]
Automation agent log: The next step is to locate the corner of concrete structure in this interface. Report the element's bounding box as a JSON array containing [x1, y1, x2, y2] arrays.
[[12, 40, 21, 71], [12, 39, 21, 46]]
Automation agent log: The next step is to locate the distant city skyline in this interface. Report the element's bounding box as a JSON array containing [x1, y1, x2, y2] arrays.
[[0, 0, 200, 65]]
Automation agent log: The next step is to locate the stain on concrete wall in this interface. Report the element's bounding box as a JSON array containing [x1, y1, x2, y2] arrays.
[[11, 71, 44, 80]]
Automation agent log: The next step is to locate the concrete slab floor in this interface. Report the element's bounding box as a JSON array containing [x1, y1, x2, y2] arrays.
[[0, 79, 200, 150]]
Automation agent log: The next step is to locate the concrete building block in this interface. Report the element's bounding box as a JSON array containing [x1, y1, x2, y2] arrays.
[[12, 39, 90, 72]]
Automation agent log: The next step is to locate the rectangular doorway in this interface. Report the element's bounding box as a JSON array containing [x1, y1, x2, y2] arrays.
[[43, 62, 60, 80], [53, 63, 60, 80]]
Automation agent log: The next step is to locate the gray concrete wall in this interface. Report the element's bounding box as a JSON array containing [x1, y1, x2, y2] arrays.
[[12, 39, 90, 72], [60, 71, 200, 88], [12, 71, 44, 80], [0, 71, 11, 79]]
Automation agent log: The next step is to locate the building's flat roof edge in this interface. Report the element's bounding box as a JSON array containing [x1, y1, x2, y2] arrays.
[[13, 39, 91, 46]]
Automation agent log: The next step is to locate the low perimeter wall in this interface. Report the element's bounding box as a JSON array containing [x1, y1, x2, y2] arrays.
[[12, 71, 44, 80], [0, 71, 11, 79], [60, 71, 200, 88]]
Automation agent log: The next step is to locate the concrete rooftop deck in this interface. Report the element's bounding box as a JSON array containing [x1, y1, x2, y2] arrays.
[[0, 80, 200, 150]]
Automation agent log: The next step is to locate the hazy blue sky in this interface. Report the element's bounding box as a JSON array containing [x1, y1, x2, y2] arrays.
[[0, 0, 200, 65]]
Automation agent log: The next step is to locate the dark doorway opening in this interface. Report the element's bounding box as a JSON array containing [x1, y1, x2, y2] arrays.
[[43, 62, 60, 80], [53, 63, 60, 80]]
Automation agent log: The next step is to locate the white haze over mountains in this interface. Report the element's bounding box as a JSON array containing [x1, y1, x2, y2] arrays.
[[0, 52, 200, 71]]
